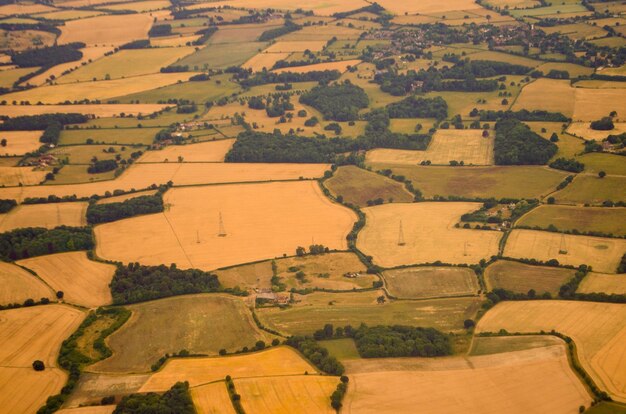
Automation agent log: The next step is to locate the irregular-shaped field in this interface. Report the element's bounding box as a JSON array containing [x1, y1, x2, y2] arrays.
[[0, 261, 54, 305], [504, 229, 626, 273], [17, 251, 114, 308], [138, 139, 235, 163], [477, 301, 626, 402], [383, 266, 479, 299], [484, 260, 575, 295], [95, 181, 355, 271], [343, 345, 591, 414], [0, 202, 87, 232], [357, 202, 502, 267], [516, 205, 626, 236]]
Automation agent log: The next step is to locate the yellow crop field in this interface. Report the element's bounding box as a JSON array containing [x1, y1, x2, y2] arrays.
[[357, 202, 502, 267], [192, 382, 236, 414], [516, 205, 626, 236], [27, 46, 114, 86], [0, 3, 56, 14], [59, 48, 196, 83], [235, 375, 338, 414], [504, 229, 626, 273], [573, 87, 626, 121], [477, 300, 626, 402], [264, 41, 327, 53], [273, 59, 361, 74], [150, 34, 201, 47], [343, 345, 591, 414], [577, 272, 626, 295], [214, 261, 274, 290], [567, 122, 626, 141], [0, 202, 87, 232], [0, 104, 170, 117], [17, 251, 114, 308], [372, 0, 480, 14], [1, 72, 195, 104], [0, 366, 68, 414], [0, 130, 42, 156], [367, 129, 494, 166], [0, 261, 54, 305], [202, 0, 369, 16], [57, 406, 115, 414], [140, 346, 318, 391], [0, 166, 46, 186], [383, 266, 480, 299], [243, 52, 291, 72], [58, 14, 153, 46], [138, 139, 235, 163], [94, 181, 355, 271], [513, 79, 575, 117], [104, 0, 170, 12]]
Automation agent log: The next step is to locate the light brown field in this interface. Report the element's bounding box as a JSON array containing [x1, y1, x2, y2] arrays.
[[17, 251, 114, 308], [0, 3, 56, 14], [574, 87, 626, 121], [138, 139, 234, 163], [574, 80, 626, 89], [484, 260, 575, 295], [57, 406, 115, 414], [504, 229, 626, 274], [0, 304, 84, 367], [1, 72, 195, 104], [477, 300, 626, 402], [214, 261, 274, 290], [0, 366, 68, 414], [235, 375, 338, 414], [243, 52, 291, 72], [357, 202, 502, 267], [95, 181, 355, 271], [26, 46, 114, 86], [0, 130, 42, 156], [577, 272, 626, 295], [383, 266, 479, 299], [0, 202, 87, 232], [0, 162, 330, 202], [554, 175, 626, 205], [367, 129, 494, 166], [104, 0, 170, 12], [567, 122, 626, 141], [140, 346, 318, 392], [536, 62, 594, 78], [150, 34, 201, 47], [343, 345, 591, 414], [0, 261, 54, 305], [58, 14, 153, 46], [273, 59, 361, 74], [374, 0, 479, 14], [192, 382, 235, 414], [264, 41, 327, 53], [0, 104, 169, 117], [0, 166, 46, 186], [200, 0, 369, 16]]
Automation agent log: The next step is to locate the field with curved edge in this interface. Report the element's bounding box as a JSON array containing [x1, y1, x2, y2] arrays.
[[383, 266, 480, 299], [484, 260, 575, 295], [94, 181, 355, 271], [477, 300, 626, 403], [357, 202, 502, 267], [516, 205, 626, 236], [0, 261, 54, 305], [0, 202, 87, 232]]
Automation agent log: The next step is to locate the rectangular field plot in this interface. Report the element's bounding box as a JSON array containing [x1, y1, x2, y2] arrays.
[[469, 335, 564, 356], [484, 260, 575, 295], [138, 139, 235, 163], [343, 346, 591, 414], [516, 205, 626, 236], [0, 130, 42, 156], [504, 229, 626, 273], [513, 78, 575, 117], [58, 14, 153, 46], [383, 266, 479, 299], [578, 273, 626, 295], [477, 301, 626, 402], [357, 202, 502, 267], [94, 181, 355, 271], [0, 202, 87, 232], [59, 128, 159, 145]]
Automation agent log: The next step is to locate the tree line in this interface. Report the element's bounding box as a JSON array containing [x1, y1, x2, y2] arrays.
[[0, 113, 89, 130], [0, 199, 16, 213], [494, 119, 557, 165], [386, 96, 448, 120], [11, 43, 84, 68], [475, 109, 568, 122], [258, 20, 301, 41], [86, 194, 164, 224], [238, 70, 341, 88], [0, 226, 93, 261], [284, 335, 344, 375], [113, 382, 195, 414]]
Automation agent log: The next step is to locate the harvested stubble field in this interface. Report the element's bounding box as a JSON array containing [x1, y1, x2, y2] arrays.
[[577, 272, 626, 295], [0, 201, 87, 232], [383, 266, 480, 299], [191, 382, 235, 414], [375, 0, 480, 14], [554, 175, 626, 204], [0, 2, 56, 14], [59, 127, 159, 145], [469, 335, 564, 356], [200, 0, 369, 15], [213, 261, 274, 290], [207, 22, 282, 44], [90, 294, 270, 373], [94, 181, 354, 271], [477, 300, 626, 402], [504, 229, 626, 273], [0, 366, 69, 414], [0, 67, 37, 88], [367, 129, 494, 166], [242, 52, 291, 72], [0, 166, 46, 186], [1, 72, 195, 104], [140, 346, 318, 391], [324, 165, 414, 207], [273, 59, 361, 74], [275, 252, 377, 291], [64, 371, 150, 407], [150, 34, 201, 48], [366, 164, 567, 200], [104, 0, 170, 12], [484, 260, 575, 295], [58, 13, 153, 46], [357, 202, 502, 267], [0, 104, 170, 117], [0, 162, 330, 202], [0, 130, 42, 156], [235, 375, 338, 414], [138, 139, 235, 163], [517, 205, 626, 236], [59, 47, 197, 83], [0, 261, 54, 305], [17, 251, 114, 308], [256, 290, 481, 335]]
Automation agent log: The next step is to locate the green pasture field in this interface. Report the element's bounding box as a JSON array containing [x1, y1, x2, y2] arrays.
[[49, 144, 142, 164], [577, 153, 626, 176], [178, 42, 268, 69], [517, 205, 626, 236], [554, 175, 626, 204], [318, 338, 361, 360], [484, 260, 575, 295], [46, 164, 116, 185], [389, 118, 436, 134], [59, 128, 159, 145]]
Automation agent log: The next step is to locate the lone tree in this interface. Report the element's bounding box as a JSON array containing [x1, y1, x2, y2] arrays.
[[56, 291, 64, 299], [0, 138, 6, 147], [598, 171, 606, 178], [32, 360, 45, 371], [550, 132, 559, 142]]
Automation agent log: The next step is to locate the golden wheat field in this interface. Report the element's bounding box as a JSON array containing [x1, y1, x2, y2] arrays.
[[94, 181, 355, 271], [0, 130, 42, 155], [477, 300, 626, 402], [375, 0, 483, 14], [0, 104, 170, 117], [200, 0, 369, 16], [242, 52, 291, 72], [504, 229, 626, 273], [58, 13, 153, 46], [343, 345, 591, 414], [0, 366, 69, 414], [17, 251, 114, 308], [56, 406, 115, 414], [0, 261, 54, 305], [357, 202, 502, 267], [191, 382, 236, 414], [0, 202, 87, 232], [577, 273, 626, 295], [383, 266, 480, 299], [137, 139, 235, 163], [0, 166, 46, 186]]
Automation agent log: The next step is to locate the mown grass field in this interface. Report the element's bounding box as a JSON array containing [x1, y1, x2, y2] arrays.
[[383, 266, 480, 299], [517, 205, 626, 236], [484, 260, 575, 295], [318, 338, 360, 360], [50, 144, 138, 164]]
